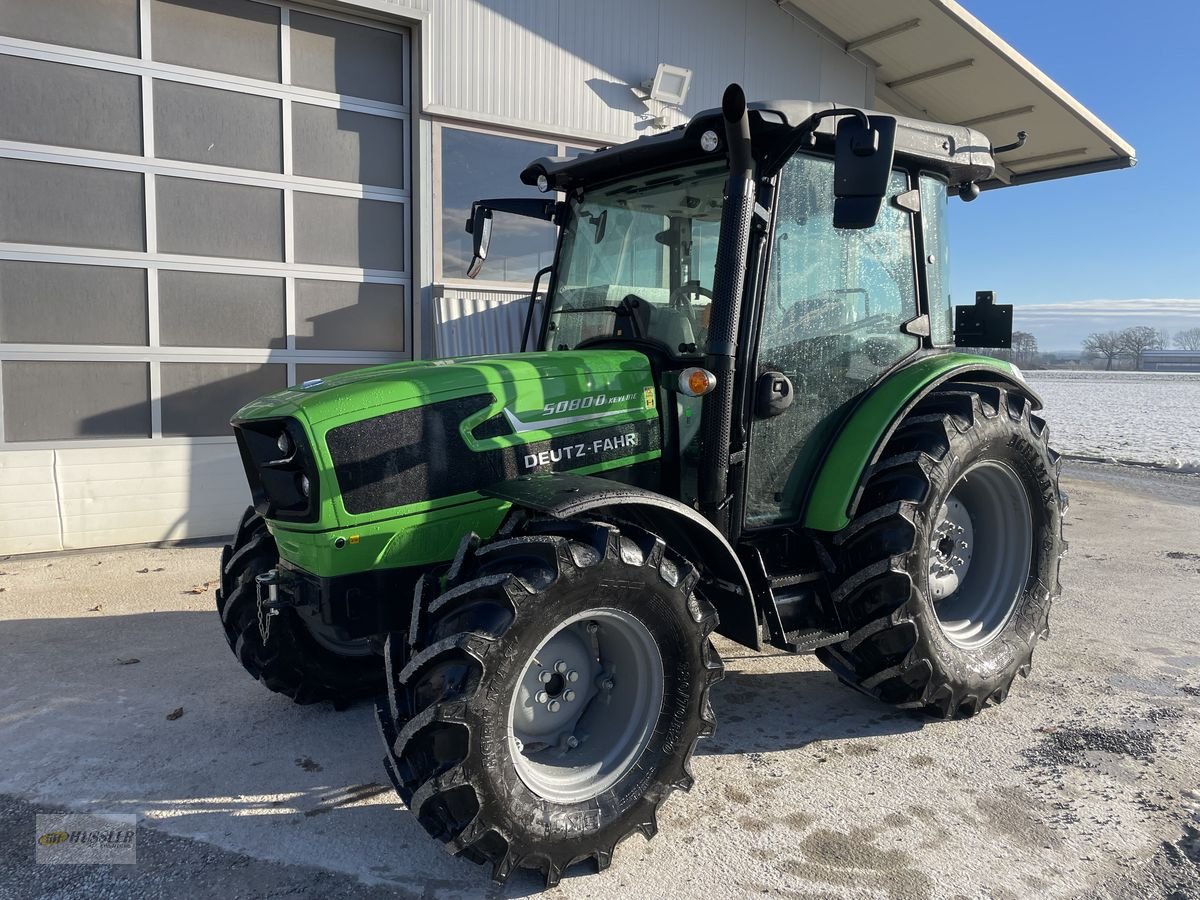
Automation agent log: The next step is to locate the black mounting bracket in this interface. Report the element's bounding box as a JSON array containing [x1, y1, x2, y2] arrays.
[[954, 290, 1013, 348]]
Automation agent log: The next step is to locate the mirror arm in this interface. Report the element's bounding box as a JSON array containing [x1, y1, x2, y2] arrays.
[[465, 198, 564, 233], [761, 106, 873, 179]]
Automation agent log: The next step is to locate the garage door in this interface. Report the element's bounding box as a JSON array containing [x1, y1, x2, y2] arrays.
[[0, 0, 411, 551]]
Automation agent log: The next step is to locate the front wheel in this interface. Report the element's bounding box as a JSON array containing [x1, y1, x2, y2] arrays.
[[377, 519, 723, 886], [818, 383, 1065, 718], [216, 506, 383, 705]]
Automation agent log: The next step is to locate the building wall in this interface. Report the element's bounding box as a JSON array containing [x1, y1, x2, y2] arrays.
[[0, 0, 871, 554], [408, 0, 869, 141]]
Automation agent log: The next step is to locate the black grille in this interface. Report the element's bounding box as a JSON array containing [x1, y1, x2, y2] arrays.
[[234, 418, 320, 523], [327, 395, 660, 516]]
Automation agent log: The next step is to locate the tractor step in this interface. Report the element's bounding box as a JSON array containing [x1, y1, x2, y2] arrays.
[[784, 627, 848, 653], [768, 570, 823, 589]]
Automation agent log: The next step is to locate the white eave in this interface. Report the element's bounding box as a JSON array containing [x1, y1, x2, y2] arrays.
[[783, 0, 1137, 189]]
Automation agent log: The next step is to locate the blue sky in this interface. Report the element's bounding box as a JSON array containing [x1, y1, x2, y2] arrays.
[[951, 1, 1200, 349]]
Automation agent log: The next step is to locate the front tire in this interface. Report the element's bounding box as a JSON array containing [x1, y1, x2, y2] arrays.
[[216, 506, 383, 705], [377, 519, 723, 886], [818, 383, 1065, 718]]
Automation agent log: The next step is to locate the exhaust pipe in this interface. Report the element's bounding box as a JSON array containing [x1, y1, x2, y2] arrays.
[[699, 84, 757, 530]]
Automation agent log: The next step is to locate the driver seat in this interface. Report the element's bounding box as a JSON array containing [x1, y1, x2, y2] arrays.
[[646, 305, 695, 353]]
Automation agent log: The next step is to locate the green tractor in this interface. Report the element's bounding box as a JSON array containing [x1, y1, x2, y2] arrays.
[[217, 84, 1064, 885]]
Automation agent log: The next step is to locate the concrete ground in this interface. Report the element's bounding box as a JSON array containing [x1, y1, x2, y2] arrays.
[[2, 462, 1199, 899]]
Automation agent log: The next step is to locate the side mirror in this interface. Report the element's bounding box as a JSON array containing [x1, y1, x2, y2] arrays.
[[466, 204, 493, 278], [832, 115, 897, 229]]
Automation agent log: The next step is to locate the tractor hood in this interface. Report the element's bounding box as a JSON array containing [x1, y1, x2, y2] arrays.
[[231, 349, 663, 534], [234, 350, 656, 428]]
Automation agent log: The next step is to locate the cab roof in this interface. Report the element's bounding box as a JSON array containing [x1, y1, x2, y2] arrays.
[[521, 100, 995, 195]]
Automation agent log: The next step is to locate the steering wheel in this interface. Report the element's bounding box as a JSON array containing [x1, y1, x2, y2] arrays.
[[670, 280, 714, 335]]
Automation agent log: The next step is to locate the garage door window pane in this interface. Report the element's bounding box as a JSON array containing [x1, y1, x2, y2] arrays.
[[160, 362, 286, 436], [440, 129, 556, 283], [154, 81, 281, 173], [159, 271, 284, 348], [290, 12, 404, 105], [292, 104, 405, 188], [156, 176, 282, 261], [293, 194, 404, 270], [294, 362, 369, 385], [0, 261, 147, 346], [295, 280, 404, 351], [0, 56, 142, 155], [0, 0, 139, 57], [0, 159, 145, 252], [151, 0, 279, 82], [2, 360, 150, 441]]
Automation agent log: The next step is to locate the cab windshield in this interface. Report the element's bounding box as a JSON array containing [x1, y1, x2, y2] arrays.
[[543, 163, 726, 356]]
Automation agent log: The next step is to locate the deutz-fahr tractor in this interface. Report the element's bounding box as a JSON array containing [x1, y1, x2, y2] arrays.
[[217, 84, 1065, 886]]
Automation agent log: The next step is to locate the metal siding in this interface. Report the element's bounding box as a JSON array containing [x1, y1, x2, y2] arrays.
[[55, 443, 249, 549], [0, 449, 60, 554], [433, 287, 541, 358], [365, 0, 867, 141]]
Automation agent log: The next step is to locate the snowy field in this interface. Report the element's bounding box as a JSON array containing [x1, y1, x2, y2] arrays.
[[1025, 370, 1200, 472]]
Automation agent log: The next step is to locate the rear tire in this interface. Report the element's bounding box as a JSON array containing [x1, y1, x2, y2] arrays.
[[817, 383, 1065, 718], [377, 519, 723, 886], [216, 506, 383, 705]]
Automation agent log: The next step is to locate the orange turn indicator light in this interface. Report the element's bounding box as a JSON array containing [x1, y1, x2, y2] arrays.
[[679, 367, 717, 397]]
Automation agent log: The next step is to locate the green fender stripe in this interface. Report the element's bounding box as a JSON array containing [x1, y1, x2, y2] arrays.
[[802, 354, 1021, 532]]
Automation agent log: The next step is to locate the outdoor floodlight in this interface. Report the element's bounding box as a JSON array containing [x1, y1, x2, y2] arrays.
[[641, 63, 693, 106]]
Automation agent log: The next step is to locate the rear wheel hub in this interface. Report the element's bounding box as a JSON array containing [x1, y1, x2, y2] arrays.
[[928, 460, 1033, 649]]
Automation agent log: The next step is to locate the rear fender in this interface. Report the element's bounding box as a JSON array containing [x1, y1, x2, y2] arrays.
[[803, 355, 1040, 532], [482, 473, 761, 650]]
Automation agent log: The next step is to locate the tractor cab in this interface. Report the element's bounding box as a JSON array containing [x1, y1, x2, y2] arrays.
[[467, 90, 1006, 536]]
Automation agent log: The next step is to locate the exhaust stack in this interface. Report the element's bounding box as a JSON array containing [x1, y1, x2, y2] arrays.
[[699, 84, 757, 531]]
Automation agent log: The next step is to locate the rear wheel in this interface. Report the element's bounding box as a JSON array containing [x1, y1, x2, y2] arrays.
[[377, 519, 723, 886], [216, 506, 383, 705], [818, 383, 1065, 718]]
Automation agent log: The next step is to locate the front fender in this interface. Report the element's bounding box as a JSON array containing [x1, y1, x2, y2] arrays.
[[482, 473, 761, 650], [802, 354, 1039, 532]]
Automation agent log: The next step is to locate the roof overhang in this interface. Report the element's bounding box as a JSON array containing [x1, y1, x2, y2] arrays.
[[783, 0, 1136, 189]]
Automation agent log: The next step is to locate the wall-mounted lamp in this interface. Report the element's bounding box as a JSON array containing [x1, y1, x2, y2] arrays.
[[640, 63, 693, 106]]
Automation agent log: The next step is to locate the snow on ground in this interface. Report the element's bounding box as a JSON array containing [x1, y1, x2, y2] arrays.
[[1024, 370, 1200, 473]]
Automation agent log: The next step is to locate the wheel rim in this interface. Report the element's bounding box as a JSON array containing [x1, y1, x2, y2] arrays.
[[928, 460, 1033, 650], [508, 608, 664, 803]]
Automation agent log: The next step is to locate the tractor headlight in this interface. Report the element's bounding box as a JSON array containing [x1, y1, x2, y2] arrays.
[[536, 173, 551, 192], [232, 418, 318, 522]]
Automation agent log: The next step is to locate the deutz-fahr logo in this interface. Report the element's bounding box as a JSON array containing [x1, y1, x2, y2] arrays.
[[522, 432, 639, 470]]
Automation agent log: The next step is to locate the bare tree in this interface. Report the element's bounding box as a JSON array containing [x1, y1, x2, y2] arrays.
[[1011, 331, 1039, 367], [1175, 327, 1200, 352], [1120, 325, 1162, 371], [1081, 331, 1125, 370]]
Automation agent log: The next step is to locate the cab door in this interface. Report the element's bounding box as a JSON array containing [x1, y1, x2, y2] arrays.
[[743, 153, 922, 528]]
